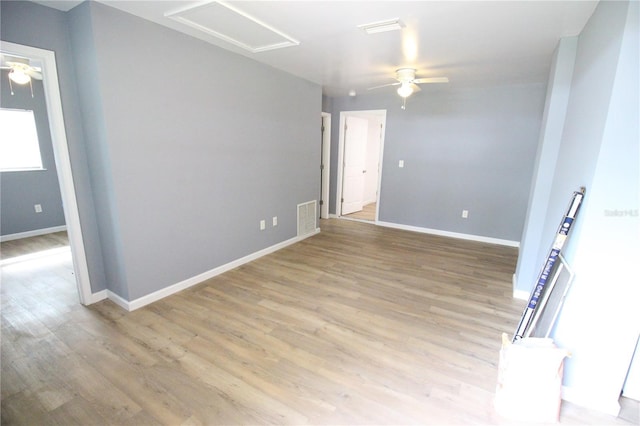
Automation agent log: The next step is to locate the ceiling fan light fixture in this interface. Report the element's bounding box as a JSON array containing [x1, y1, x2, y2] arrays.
[[358, 19, 405, 35], [397, 83, 413, 98], [8, 68, 30, 85]]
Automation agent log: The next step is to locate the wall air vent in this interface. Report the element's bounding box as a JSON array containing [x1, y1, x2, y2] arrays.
[[165, 1, 300, 53], [297, 201, 317, 237]]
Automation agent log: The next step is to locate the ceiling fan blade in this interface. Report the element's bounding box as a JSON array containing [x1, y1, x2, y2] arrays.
[[413, 77, 449, 84], [1, 55, 29, 65], [367, 82, 401, 91], [410, 83, 422, 93], [26, 69, 43, 80]]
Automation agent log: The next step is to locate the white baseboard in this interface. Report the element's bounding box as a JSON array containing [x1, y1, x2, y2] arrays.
[[86, 289, 108, 304], [513, 289, 530, 300], [1, 225, 67, 242], [513, 289, 531, 300], [561, 385, 621, 417], [329, 213, 339, 219], [105, 229, 321, 312], [376, 221, 520, 248], [512, 274, 531, 300], [106, 290, 130, 311]]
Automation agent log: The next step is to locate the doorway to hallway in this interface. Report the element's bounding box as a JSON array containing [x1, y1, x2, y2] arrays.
[[336, 110, 386, 222]]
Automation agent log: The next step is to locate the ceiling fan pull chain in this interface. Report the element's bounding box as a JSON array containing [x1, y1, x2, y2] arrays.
[[8, 76, 15, 96], [29, 79, 34, 98]]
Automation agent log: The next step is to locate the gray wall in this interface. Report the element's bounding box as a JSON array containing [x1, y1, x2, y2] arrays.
[[516, 0, 638, 413], [1, 0, 108, 293], [67, 2, 128, 298], [515, 37, 578, 294], [2, 0, 320, 301], [328, 84, 546, 242], [69, 2, 321, 300], [1, 70, 65, 236]]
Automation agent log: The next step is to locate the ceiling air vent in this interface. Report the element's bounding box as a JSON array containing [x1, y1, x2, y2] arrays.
[[165, 1, 300, 53]]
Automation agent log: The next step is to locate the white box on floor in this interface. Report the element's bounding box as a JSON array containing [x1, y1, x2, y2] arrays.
[[495, 333, 570, 423]]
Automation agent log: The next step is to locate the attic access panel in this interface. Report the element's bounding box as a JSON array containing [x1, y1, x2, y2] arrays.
[[165, 1, 300, 53]]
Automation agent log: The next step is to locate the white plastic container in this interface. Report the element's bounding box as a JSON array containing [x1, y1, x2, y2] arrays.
[[495, 333, 570, 422]]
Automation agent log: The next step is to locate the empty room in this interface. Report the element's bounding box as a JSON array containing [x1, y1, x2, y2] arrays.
[[1, 0, 638, 424]]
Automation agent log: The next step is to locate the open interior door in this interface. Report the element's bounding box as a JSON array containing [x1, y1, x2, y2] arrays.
[[341, 116, 368, 215]]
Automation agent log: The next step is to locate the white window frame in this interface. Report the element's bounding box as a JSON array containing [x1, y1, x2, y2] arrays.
[[0, 107, 45, 172]]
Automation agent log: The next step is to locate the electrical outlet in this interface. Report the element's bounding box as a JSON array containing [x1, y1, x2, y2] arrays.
[[399, 160, 404, 168], [462, 209, 469, 219], [34, 204, 43, 213], [260, 220, 266, 230], [272, 216, 278, 227]]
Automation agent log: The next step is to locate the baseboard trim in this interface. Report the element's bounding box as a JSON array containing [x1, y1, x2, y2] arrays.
[[107, 229, 321, 312], [106, 290, 130, 311], [512, 274, 531, 300], [86, 289, 108, 305], [561, 385, 621, 417], [513, 289, 530, 300], [376, 221, 520, 248], [1, 225, 67, 242]]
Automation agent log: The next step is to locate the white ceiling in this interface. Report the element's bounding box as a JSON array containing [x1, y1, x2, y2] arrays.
[[32, 0, 598, 97]]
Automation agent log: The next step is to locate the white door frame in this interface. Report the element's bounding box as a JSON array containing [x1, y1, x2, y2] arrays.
[[1, 41, 93, 304], [320, 112, 331, 219], [336, 110, 386, 220]]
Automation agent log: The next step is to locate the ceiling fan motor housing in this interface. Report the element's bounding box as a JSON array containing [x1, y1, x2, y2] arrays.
[[396, 68, 416, 82]]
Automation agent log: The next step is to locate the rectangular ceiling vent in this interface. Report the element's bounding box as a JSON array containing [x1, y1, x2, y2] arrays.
[[165, 1, 300, 53], [297, 200, 317, 237]]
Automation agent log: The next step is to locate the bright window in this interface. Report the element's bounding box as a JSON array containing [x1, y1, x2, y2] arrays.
[[0, 108, 44, 172]]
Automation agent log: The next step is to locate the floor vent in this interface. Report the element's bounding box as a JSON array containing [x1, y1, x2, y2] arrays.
[[297, 200, 317, 237]]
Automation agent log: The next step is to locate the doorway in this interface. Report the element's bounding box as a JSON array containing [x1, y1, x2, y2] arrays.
[[336, 110, 386, 222], [0, 41, 92, 304]]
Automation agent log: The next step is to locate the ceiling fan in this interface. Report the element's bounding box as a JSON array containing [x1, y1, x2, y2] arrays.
[[368, 68, 448, 109], [1, 55, 43, 97]]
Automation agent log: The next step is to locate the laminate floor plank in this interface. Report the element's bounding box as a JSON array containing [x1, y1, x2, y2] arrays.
[[1, 219, 636, 425], [0, 231, 69, 260]]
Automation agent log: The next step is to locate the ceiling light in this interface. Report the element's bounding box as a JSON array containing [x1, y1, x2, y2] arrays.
[[397, 83, 413, 98], [358, 19, 405, 35], [8, 69, 30, 85]]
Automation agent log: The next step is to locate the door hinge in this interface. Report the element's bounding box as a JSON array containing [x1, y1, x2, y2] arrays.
[[320, 164, 324, 170], [319, 200, 324, 205], [341, 198, 344, 203]]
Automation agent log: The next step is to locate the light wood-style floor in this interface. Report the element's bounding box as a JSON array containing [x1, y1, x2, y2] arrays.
[[1, 220, 635, 425], [0, 231, 69, 260], [343, 202, 376, 221]]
